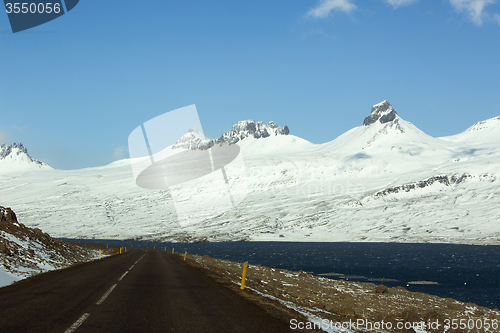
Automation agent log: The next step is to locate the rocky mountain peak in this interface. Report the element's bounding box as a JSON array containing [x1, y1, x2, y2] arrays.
[[173, 120, 290, 150], [0, 143, 50, 170], [220, 120, 289, 145], [172, 127, 214, 150], [1, 142, 28, 159], [363, 100, 398, 126]]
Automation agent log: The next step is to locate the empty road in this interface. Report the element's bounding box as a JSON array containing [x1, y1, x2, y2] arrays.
[[0, 249, 296, 332]]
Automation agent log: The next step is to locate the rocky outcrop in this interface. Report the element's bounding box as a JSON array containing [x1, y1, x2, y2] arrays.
[[0, 206, 17, 223], [375, 284, 388, 294], [0, 206, 97, 282], [374, 174, 471, 198], [363, 100, 398, 126]]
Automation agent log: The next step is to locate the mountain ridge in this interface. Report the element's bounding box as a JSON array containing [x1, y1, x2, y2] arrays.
[[1, 100, 500, 244], [5, 100, 500, 170], [172, 120, 290, 150]]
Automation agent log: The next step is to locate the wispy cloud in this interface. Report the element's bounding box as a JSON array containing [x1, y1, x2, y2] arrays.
[[0, 131, 10, 144], [305, 0, 500, 26], [494, 12, 500, 24], [386, 0, 418, 8], [112, 146, 127, 160], [306, 0, 357, 19], [449, 0, 497, 25]]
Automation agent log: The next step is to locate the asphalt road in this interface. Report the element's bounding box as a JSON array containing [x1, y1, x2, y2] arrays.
[[0, 249, 295, 332]]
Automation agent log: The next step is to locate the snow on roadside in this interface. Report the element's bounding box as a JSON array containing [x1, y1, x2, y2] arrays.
[[0, 265, 22, 286]]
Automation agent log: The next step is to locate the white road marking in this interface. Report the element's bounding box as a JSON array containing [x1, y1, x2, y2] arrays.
[[96, 284, 117, 305], [128, 254, 144, 270], [64, 313, 90, 333], [65, 253, 147, 332], [118, 271, 129, 281]]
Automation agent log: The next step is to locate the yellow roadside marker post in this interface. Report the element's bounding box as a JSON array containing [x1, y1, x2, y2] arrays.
[[99, 250, 101, 259], [106, 243, 108, 249], [154, 245, 155, 249], [240, 262, 249, 290], [183, 251, 187, 261], [164, 247, 166, 251], [172, 248, 174, 253]]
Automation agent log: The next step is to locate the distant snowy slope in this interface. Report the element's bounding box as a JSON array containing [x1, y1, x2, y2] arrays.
[[238, 134, 316, 157], [441, 116, 500, 145], [0, 143, 52, 174], [1, 103, 499, 244]]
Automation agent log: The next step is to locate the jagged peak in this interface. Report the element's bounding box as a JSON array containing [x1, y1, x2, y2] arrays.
[[1, 142, 29, 159], [363, 100, 398, 126], [221, 120, 289, 144], [173, 120, 290, 150], [0, 142, 51, 170]]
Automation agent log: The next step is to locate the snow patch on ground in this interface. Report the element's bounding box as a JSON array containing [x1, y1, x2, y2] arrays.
[[0, 265, 22, 286]]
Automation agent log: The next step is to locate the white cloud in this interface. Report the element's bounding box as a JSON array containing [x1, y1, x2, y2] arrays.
[[495, 13, 500, 24], [112, 146, 127, 160], [0, 131, 10, 144], [386, 0, 418, 8], [449, 0, 496, 25], [306, 0, 357, 19]]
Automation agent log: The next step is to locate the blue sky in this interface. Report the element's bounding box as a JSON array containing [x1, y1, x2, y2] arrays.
[[1, 0, 500, 169]]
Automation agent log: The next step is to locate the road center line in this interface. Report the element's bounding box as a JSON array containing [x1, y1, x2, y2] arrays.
[[118, 271, 129, 281], [129, 264, 135, 270], [64, 313, 90, 333], [96, 284, 117, 305]]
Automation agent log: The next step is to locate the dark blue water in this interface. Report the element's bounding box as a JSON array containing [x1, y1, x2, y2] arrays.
[[64, 240, 500, 310]]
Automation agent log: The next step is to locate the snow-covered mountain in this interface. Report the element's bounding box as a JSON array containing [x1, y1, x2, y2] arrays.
[[0, 143, 52, 173], [172, 127, 211, 150], [441, 115, 500, 145], [172, 120, 290, 150], [1, 101, 499, 244], [217, 120, 289, 144]]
